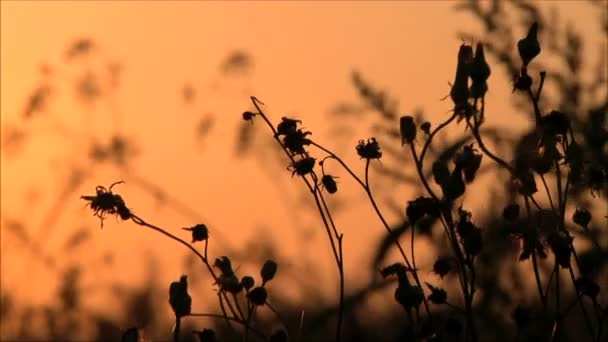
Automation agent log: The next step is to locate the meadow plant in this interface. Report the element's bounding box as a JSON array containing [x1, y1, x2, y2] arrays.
[[82, 22, 606, 342]]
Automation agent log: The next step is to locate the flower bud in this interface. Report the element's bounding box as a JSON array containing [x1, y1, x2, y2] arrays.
[[399, 115, 416, 145]]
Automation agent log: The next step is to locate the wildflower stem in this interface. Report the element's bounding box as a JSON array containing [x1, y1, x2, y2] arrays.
[[364, 160, 430, 316], [419, 113, 458, 165], [525, 196, 547, 311], [173, 316, 181, 342], [129, 214, 240, 327], [540, 174, 556, 214], [310, 141, 366, 189], [250, 97, 345, 341]]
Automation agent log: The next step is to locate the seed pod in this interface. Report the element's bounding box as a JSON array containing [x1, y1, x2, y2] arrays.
[[399, 115, 416, 145], [242, 111, 255, 121], [395, 285, 424, 311], [261, 260, 278, 283], [469, 43, 491, 83], [420, 122, 431, 135], [517, 22, 541, 67], [241, 276, 255, 290], [432, 257, 452, 278], [169, 275, 192, 318], [182, 224, 209, 242], [432, 161, 450, 187], [247, 286, 268, 306], [513, 69, 533, 92], [572, 208, 591, 229], [321, 174, 338, 194]]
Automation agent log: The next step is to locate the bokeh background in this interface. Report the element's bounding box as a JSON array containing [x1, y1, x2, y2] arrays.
[[1, 1, 606, 341]]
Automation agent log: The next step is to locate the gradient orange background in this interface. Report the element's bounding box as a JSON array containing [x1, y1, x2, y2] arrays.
[[1, 1, 605, 340]]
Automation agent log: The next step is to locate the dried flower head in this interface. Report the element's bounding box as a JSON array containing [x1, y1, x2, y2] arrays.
[[517, 22, 541, 67], [356, 138, 382, 160], [182, 224, 209, 243], [169, 275, 192, 318], [399, 115, 417, 145], [81, 181, 131, 228], [288, 156, 316, 177], [276, 117, 301, 136], [247, 286, 268, 306]]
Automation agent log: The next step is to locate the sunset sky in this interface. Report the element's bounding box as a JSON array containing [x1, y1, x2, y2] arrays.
[[1, 1, 605, 339]]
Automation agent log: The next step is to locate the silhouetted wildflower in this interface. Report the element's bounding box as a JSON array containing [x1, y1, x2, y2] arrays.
[[573, 208, 591, 229], [515, 171, 538, 196], [444, 167, 466, 201], [517, 22, 541, 67], [518, 226, 547, 261], [457, 209, 482, 257], [433, 257, 452, 278], [395, 284, 424, 312], [540, 110, 570, 138], [321, 174, 338, 194], [276, 117, 301, 136], [547, 231, 573, 268], [406, 196, 439, 225], [241, 276, 254, 290], [283, 128, 312, 155], [425, 283, 447, 305], [513, 69, 533, 92], [182, 224, 209, 243], [454, 144, 483, 182], [169, 275, 192, 318], [81, 181, 131, 228], [356, 138, 382, 159], [288, 157, 316, 177], [214, 256, 242, 293], [261, 260, 278, 284], [247, 286, 268, 306], [450, 44, 473, 115], [399, 115, 416, 145], [242, 111, 256, 122], [432, 161, 451, 187], [193, 328, 216, 342], [420, 122, 431, 135], [469, 43, 491, 99]]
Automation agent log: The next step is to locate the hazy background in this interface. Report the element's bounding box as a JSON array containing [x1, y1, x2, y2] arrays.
[[1, 1, 606, 341]]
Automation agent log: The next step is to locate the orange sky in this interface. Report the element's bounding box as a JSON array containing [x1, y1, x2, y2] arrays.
[[1, 1, 605, 339]]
